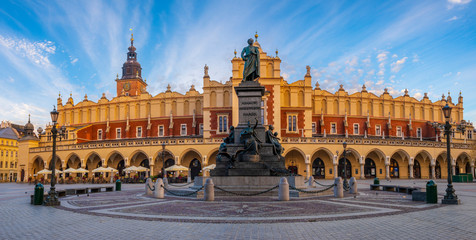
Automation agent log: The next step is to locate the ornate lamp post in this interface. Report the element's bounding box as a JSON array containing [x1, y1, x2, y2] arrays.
[[161, 142, 166, 179], [44, 106, 66, 206], [441, 103, 460, 204], [342, 141, 349, 189]]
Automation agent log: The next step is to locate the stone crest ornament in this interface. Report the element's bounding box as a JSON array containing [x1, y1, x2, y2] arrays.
[[241, 38, 260, 81]]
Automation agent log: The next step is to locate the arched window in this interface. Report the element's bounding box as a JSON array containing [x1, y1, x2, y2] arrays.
[[364, 158, 376, 178], [298, 91, 304, 107], [284, 90, 290, 107], [210, 91, 217, 107], [184, 100, 190, 115], [390, 159, 399, 178], [312, 158, 325, 179], [224, 91, 230, 107], [195, 100, 202, 115]]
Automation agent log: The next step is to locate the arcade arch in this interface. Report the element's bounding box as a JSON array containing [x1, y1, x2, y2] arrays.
[[284, 148, 306, 175]]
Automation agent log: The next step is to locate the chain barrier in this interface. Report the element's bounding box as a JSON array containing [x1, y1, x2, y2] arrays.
[[214, 185, 279, 196], [313, 180, 334, 187], [146, 183, 156, 192], [163, 185, 204, 197], [289, 184, 335, 194], [168, 182, 194, 187]]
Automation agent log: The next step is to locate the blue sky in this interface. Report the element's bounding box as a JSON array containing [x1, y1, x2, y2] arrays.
[[0, 0, 475, 129]]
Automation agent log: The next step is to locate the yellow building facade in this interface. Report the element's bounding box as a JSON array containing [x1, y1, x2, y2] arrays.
[[0, 124, 20, 182], [17, 36, 475, 182]]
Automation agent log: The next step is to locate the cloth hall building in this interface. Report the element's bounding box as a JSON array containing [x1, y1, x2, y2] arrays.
[[17, 35, 476, 182]]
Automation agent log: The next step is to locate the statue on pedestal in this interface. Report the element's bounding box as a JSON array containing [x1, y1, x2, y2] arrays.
[[241, 38, 260, 81], [265, 125, 284, 155], [224, 126, 234, 144], [240, 119, 261, 155]]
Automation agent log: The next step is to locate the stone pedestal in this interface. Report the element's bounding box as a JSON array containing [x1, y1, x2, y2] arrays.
[[210, 80, 287, 177]]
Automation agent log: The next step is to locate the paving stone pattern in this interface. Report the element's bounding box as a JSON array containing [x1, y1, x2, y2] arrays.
[[0, 179, 476, 239]]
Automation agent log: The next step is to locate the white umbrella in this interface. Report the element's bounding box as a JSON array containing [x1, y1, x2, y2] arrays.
[[75, 168, 89, 174], [165, 164, 189, 171], [63, 168, 77, 173], [203, 164, 216, 171], [92, 166, 108, 173], [37, 169, 51, 175], [124, 166, 138, 172], [105, 166, 118, 172], [136, 166, 149, 172]]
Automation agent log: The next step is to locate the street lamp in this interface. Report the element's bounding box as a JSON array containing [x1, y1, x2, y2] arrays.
[[161, 142, 166, 180], [442, 103, 460, 204], [342, 141, 349, 190], [44, 106, 66, 206]]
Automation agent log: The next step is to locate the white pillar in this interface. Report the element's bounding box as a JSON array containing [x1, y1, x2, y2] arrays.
[[385, 156, 390, 179], [334, 177, 343, 198], [278, 177, 290, 201], [359, 156, 365, 180], [431, 159, 436, 179], [409, 164, 414, 179], [471, 162, 475, 177], [204, 178, 214, 201], [154, 178, 164, 199], [452, 158, 456, 175], [305, 155, 310, 180], [333, 155, 338, 178]]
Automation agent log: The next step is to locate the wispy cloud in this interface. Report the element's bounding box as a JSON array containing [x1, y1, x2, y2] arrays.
[[391, 57, 408, 73], [447, 0, 472, 9]]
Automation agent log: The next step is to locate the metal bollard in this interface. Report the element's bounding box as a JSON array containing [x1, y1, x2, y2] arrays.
[[334, 177, 344, 198], [349, 177, 358, 194], [204, 178, 214, 201], [145, 178, 153, 196], [154, 178, 164, 199], [163, 177, 168, 187], [278, 177, 290, 201], [308, 176, 315, 188]]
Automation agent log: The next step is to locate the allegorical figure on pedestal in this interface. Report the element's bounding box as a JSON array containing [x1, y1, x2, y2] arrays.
[[241, 38, 260, 81], [240, 119, 262, 155], [265, 125, 284, 156]]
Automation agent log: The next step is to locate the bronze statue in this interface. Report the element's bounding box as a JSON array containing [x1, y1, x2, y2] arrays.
[[224, 126, 234, 144], [241, 38, 260, 81], [240, 119, 261, 155], [265, 125, 284, 155]]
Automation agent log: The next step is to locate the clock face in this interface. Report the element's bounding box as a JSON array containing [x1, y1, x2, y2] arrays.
[[123, 82, 131, 91]]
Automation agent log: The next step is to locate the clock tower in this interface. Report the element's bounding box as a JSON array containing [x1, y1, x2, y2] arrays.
[[116, 34, 147, 97]]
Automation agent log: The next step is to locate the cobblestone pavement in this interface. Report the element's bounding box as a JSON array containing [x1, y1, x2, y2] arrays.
[[1, 179, 476, 239]]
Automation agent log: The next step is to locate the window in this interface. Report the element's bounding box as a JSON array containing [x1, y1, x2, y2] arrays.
[[5, 151, 8, 157], [331, 123, 337, 134], [15, 152, 17, 157], [353, 123, 359, 135], [0, 162, 2, 168], [312, 122, 316, 134], [181, 124, 187, 136], [158, 125, 164, 137], [199, 123, 204, 135], [468, 130, 473, 139], [416, 128, 422, 138], [396, 126, 402, 137], [218, 115, 228, 133], [375, 125, 381, 136], [116, 128, 122, 139], [1, 151, 2, 156], [64, 130, 69, 140], [261, 100, 265, 125], [288, 114, 297, 132], [97, 129, 103, 140], [137, 126, 142, 138]]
